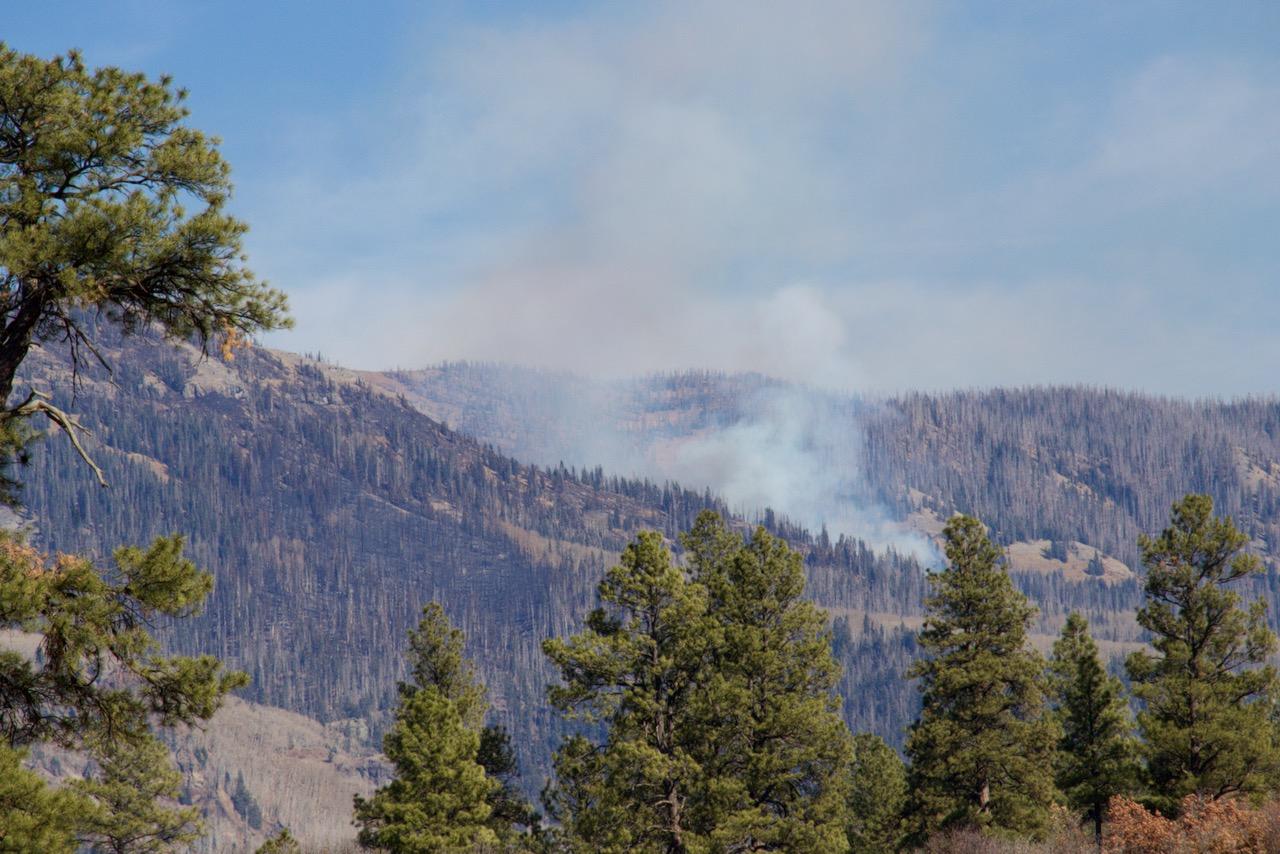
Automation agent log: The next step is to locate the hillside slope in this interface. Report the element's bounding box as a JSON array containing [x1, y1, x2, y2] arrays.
[[18, 330, 925, 798], [382, 365, 1280, 551], [382, 363, 1280, 610], [30, 339, 1276, 834]]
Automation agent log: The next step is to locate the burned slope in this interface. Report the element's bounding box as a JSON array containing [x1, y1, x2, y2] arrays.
[[20, 334, 726, 774], [19, 333, 925, 776]]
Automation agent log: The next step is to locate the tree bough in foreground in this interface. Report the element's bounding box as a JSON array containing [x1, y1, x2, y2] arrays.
[[0, 43, 290, 498]]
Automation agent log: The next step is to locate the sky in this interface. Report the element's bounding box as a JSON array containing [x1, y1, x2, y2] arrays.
[[9, 1, 1280, 394]]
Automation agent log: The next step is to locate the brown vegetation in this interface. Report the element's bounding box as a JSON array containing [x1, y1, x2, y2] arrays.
[[1104, 796, 1280, 854]]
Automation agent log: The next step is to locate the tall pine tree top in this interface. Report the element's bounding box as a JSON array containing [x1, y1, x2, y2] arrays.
[[1126, 494, 1280, 808], [1048, 612, 1138, 844], [906, 515, 1057, 841], [354, 604, 503, 853], [402, 602, 486, 729], [543, 530, 711, 853], [544, 516, 855, 853], [683, 514, 852, 853], [0, 44, 291, 498]]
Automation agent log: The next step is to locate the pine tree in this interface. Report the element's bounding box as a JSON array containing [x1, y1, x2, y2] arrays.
[[543, 531, 711, 853], [545, 517, 856, 852], [0, 743, 89, 853], [477, 724, 537, 840], [353, 605, 503, 852], [254, 829, 301, 854], [0, 43, 284, 851], [354, 686, 497, 853], [0, 44, 290, 496], [72, 734, 202, 853], [905, 515, 1058, 841], [845, 733, 906, 854], [230, 770, 263, 830], [1048, 612, 1138, 846], [1085, 550, 1106, 578], [1126, 494, 1280, 810], [682, 513, 852, 852], [403, 603, 487, 728], [402, 603, 536, 840], [0, 534, 247, 752]]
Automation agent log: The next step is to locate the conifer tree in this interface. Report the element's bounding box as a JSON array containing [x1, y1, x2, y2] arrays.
[[399, 602, 535, 841], [682, 512, 853, 852], [0, 44, 290, 496], [403, 603, 487, 729], [905, 515, 1058, 841], [1048, 612, 1138, 846], [254, 829, 301, 854], [353, 686, 498, 853], [545, 517, 856, 852], [543, 531, 711, 853], [1126, 494, 1280, 810], [0, 743, 88, 853], [845, 733, 906, 854], [354, 604, 508, 852], [72, 734, 202, 853], [230, 770, 263, 830], [0, 43, 285, 851], [0, 534, 247, 753]]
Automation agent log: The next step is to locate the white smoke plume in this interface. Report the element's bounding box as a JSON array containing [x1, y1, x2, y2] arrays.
[[659, 384, 930, 557]]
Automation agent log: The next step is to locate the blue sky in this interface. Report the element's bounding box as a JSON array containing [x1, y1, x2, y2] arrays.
[[8, 1, 1280, 393]]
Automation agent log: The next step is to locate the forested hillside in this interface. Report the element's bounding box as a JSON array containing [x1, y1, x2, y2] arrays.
[[387, 364, 1280, 575], [867, 388, 1280, 569], [26, 337, 1280, 826], [386, 364, 1280, 628], [19, 330, 924, 796], [24, 340, 1280, 850]]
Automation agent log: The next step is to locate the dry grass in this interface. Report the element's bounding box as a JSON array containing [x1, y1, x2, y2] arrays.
[[1004, 539, 1132, 583], [169, 696, 386, 853], [919, 808, 1093, 853], [917, 798, 1280, 854]]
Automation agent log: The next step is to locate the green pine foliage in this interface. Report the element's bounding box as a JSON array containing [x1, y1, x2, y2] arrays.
[[905, 515, 1058, 841], [354, 602, 542, 852], [0, 743, 88, 853], [845, 733, 906, 854], [72, 734, 202, 853], [254, 829, 302, 854], [0, 533, 247, 751], [682, 512, 853, 852], [0, 534, 238, 850], [1126, 494, 1280, 810], [353, 686, 498, 853], [544, 515, 853, 853], [0, 45, 290, 374], [1048, 612, 1139, 844], [402, 603, 488, 729], [542, 530, 710, 852], [0, 43, 283, 846], [0, 43, 290, 499]]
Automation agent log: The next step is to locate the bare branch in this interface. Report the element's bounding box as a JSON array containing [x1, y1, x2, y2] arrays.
[[8, 389, 108, 487]]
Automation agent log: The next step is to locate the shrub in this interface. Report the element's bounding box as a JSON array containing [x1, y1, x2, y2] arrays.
[[1104, 795, 1280, 853]]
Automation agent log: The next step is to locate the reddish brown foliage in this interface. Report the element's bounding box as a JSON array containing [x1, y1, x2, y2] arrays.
[[1104, 795, 1280, 854]]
